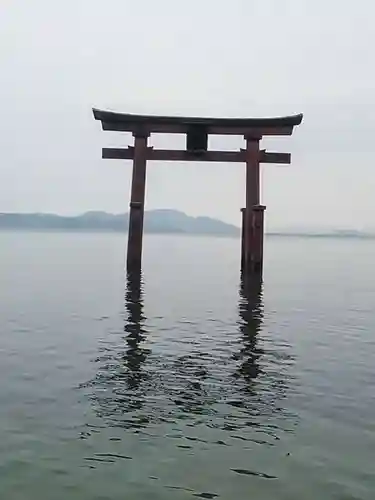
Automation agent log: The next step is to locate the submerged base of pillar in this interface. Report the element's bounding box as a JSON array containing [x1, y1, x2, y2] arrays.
[[126, 250, 143, 272], [240, 207, 246, 270], [126, 259, 142, 273], [241, 205, 266, 276], [126, 203, 144, 272], [246, 260, 263, 274]]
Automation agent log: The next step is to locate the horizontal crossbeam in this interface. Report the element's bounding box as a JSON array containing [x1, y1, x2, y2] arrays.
[[101, 122, 294, 136], [102, 147, 291, 164]]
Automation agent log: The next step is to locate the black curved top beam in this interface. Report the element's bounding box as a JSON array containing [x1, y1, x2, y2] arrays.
[[93, 108, 303, 128]]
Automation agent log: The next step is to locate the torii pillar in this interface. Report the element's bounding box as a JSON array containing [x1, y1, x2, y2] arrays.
[[93, 108, 303, 277], [241, 136, 266, 274], [127, 132, 149, 270]]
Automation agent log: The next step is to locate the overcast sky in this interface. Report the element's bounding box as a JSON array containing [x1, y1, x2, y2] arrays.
[[1, 0, 374, 229]]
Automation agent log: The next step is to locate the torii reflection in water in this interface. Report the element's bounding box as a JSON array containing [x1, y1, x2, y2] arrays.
[[233, 273, 294, 417], [233, 272, 264, 391], [86, 270, 151, 428], [88, 270, 292, 431], [123, 270, 149, 392]]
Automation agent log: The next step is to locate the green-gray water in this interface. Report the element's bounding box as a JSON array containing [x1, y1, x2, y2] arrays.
[[0, 232, 374, 499]]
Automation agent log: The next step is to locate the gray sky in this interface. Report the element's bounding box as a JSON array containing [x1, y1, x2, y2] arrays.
[[1, 0, 374, 229]]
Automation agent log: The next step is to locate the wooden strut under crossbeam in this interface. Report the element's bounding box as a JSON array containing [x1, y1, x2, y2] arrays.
[[93, 108, 303, 276]]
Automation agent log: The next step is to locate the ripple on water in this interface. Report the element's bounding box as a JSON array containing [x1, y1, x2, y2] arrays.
[[78, 272, 296, 497], [2, 234, 375, 499]]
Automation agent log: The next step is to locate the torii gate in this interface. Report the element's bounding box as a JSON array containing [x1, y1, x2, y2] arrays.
[[93, 109, 303, 275]]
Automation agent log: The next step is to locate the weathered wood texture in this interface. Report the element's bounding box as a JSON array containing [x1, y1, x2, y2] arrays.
[[102, 148, 291, 164], [126, 134, 149, 271], [240, 208, 246, 270], [251, 205, 266, 274], [244, 139, 260, 272]]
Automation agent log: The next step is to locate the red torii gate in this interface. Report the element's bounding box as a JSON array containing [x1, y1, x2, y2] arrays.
[[93, 109, 303, 275]]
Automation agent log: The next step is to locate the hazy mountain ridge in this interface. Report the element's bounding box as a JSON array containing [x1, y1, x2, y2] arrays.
[[1, 211, 374, 239], [267, 230, 375, 239], [0, 210, 240, 236]]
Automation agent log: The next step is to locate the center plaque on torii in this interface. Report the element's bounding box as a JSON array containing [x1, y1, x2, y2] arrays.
[[93, 109, 303, 275]]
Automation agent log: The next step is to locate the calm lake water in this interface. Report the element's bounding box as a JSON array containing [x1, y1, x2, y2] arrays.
[[0, 231, 374, 499]]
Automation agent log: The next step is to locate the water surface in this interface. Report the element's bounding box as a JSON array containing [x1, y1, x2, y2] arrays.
[[0, 232, 374, 499]]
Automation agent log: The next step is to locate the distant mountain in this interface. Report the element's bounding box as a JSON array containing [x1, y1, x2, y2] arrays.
[[0, 210, 240, 237], [1, 211, 374, 239], [267, 229, 375, 239]]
